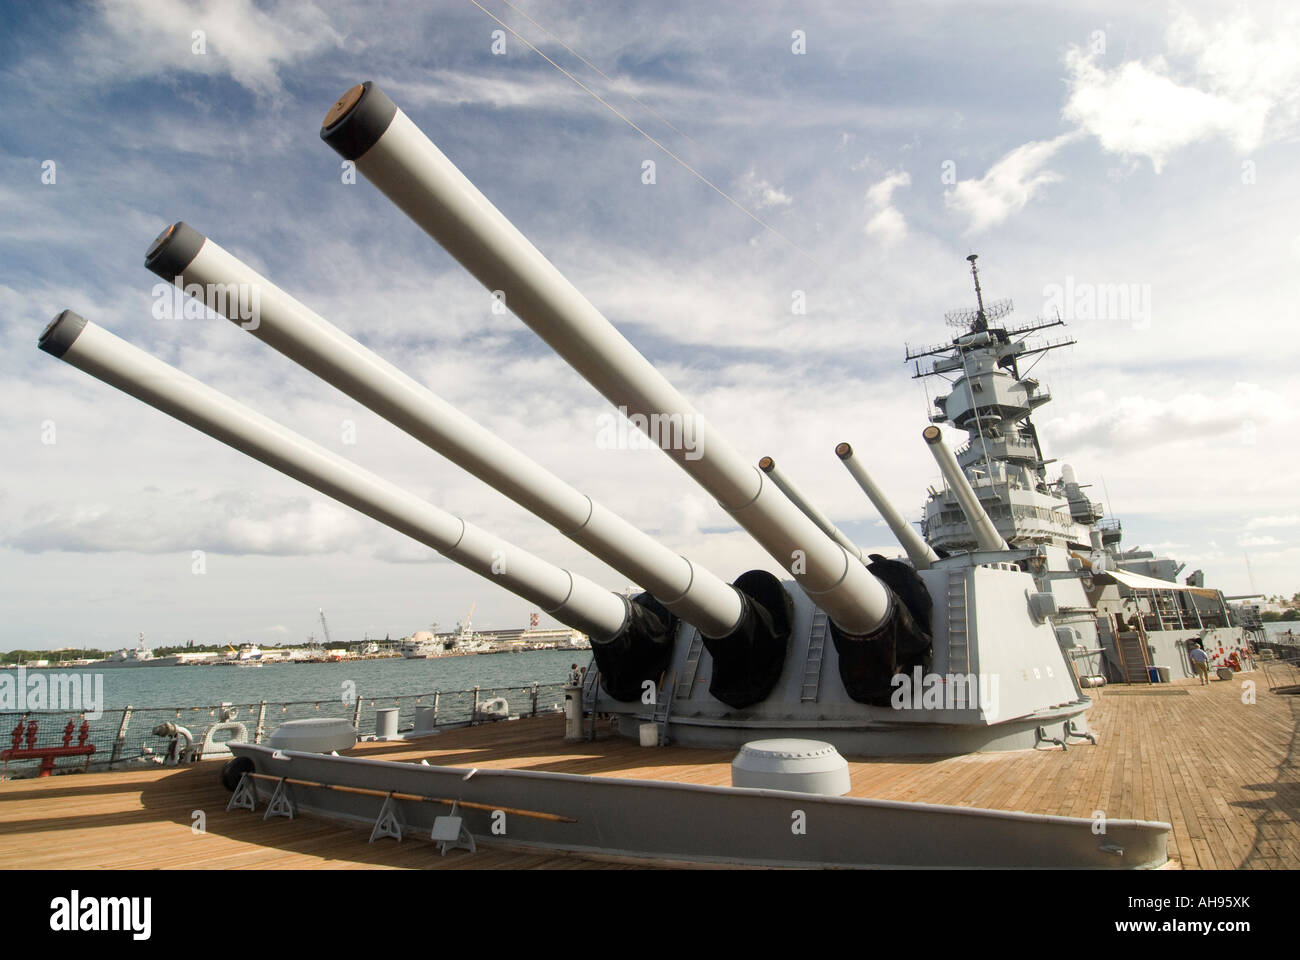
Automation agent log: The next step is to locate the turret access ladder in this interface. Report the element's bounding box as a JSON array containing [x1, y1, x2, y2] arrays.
[[1115, 618, 1153, 684]]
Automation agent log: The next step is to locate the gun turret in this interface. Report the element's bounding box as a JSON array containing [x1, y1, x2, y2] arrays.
[[318, 81, 903, 645], [922, 426, 1008, 552]]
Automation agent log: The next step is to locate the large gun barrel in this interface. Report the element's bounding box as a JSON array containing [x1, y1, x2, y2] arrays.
[[758, 456, 862, 561], [319, 81, 893, 638], [921, 426, 1008, 552], [37, 311, 629, 641], [144, 223, 744, 640], [834, 443, 938, 569]]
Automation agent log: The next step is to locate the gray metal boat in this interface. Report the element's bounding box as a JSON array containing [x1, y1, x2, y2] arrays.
[[91, 633, 180, 668]]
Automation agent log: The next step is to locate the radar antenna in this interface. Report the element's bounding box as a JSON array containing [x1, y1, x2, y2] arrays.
[[943, 254, 1013, 331]]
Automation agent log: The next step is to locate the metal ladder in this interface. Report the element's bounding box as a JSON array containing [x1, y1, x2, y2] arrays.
[[675, 628, 704, 699], [947, 570, 969, 674], [581, 665, 601, 740], [800, 612, 829, 702], [581, 664, 600, 712], [1116, 631, 1153, 683], [652, 671, 675, 745]]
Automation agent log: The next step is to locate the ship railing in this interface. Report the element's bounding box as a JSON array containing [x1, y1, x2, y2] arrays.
[[954, 437, 1038, 461], [1258, 652, 1300, 692], [0, 682, 568, 779]]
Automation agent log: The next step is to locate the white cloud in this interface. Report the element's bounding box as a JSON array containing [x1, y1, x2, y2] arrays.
[[1240, 535, 1283, 548], [944, 133, 1079, 233], [1063, 51, 1255, 173], [385, 70, 591, 112], [93, 0, 342, 96], [864, 170, 910, 244], [737, 169, 793, 210], [1246, 514, 1300, 530], [1042, 381, 1283, 453], [9, 490, 366, 556], [1063, 9, 1300, 171]]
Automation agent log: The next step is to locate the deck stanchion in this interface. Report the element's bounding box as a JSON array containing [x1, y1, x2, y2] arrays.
[[110, 706, 132, 770]]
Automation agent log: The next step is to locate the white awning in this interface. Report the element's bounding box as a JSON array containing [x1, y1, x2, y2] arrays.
[[1104, 567, 1219, 598]]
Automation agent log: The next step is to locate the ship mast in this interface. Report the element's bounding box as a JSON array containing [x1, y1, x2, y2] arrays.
[[967, 254, 988, 332], [901, 256, 1086, 552]]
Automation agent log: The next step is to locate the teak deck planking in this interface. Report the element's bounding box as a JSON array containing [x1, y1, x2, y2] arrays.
[[0, 669, 1296, 869]]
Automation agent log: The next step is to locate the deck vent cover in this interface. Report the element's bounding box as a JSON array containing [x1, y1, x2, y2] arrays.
[[267, 718, 358, 754], [731, 739, 850, 795]]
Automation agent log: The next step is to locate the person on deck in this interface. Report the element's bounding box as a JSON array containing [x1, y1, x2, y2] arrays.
[[1188, 642, 1211, 685]]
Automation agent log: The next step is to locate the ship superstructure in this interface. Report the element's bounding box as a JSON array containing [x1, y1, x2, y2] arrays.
[[907, 255, 1086, 554], [906, 256, 1253, 687]]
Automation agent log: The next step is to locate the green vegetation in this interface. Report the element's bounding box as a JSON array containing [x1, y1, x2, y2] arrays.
[[0, 649, 101, 665], [1, 642, 244, 664]]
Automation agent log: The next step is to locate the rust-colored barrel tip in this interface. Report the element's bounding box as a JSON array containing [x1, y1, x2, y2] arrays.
[[147, 223, 177, 258], [758, 456, 774, 471], [922, 425, 942, 443], [144, 221, 205, 278], [835, 442, 852, 459], [320, 81, 399, 161], [322, 83, 365, 129]]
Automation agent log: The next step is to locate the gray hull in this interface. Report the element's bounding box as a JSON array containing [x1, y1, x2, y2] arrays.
[[92, 656, 180, 668]]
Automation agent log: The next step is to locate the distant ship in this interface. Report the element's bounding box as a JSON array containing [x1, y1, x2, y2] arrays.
[[91, 634, 179, 668], [400, 605, 496, 658], [401, 609, 587, 658]]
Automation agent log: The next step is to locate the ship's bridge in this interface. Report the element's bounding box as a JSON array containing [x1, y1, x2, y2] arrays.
[[955, 434, 1040, 468]]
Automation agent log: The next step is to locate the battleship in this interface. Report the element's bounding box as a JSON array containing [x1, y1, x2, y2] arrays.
[[28, 80, 1268, 868]]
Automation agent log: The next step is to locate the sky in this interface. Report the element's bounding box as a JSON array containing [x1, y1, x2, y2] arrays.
[[1, 0, 1297, 651]]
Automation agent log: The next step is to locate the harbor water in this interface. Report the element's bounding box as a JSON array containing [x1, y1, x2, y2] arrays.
[[0, 650, 589, 776], [2, 649, 587, 713]]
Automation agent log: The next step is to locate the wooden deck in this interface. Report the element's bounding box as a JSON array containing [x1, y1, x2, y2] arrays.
[[2, 669, 1297, 869]]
